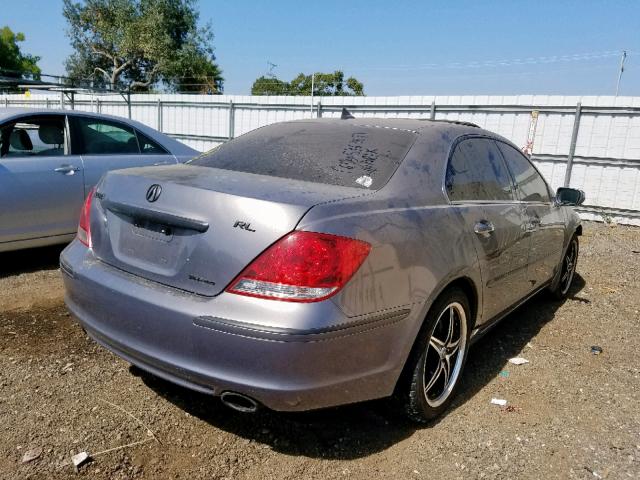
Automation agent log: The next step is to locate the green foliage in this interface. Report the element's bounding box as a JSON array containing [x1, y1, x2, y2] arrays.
[[0, 26, 41, 82], [251, 70, 364, 96], [63, 0, 223, 92], [172, 40, 224, 93], [251, 76, 290, 95]]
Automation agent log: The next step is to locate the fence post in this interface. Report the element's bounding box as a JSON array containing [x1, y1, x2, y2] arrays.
[[430, 100, 436, 120], [317, 101, 322, 118], [45, 98, 50, 109], [59, 92, 64, 109], [96, 99, 101, 113], [563, 102, 582, 187], [228, 100, 235, 140], [157, 99, 163, 132], [4, 97, 7, 108]]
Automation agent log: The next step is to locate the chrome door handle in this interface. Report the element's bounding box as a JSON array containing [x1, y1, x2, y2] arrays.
[[474, 220, 495, 237], [54, 164, 80, 175], [526, 217, 541, 232]]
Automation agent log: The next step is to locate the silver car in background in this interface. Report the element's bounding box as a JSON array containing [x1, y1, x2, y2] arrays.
[[0, 108, 197, 252], [60, 118, 584, 422]]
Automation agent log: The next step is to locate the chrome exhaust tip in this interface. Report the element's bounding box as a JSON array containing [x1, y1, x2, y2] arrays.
[[220, 391, 259, 413]]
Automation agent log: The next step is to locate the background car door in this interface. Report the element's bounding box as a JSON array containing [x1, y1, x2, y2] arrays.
[[69, 116, 174, 189], [496, 141, 565, 290], [445, 137, 530, 323], [0, 115, 84, 244]]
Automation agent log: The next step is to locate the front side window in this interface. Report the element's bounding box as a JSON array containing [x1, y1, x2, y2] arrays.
[[73, 117, 140, 155], [0, 117, 66, 158], [446, 138, 515, 202], [496, 142, 550, 203]]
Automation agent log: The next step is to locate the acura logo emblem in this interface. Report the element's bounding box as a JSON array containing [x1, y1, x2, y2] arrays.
[[146, 184, 162, 202]]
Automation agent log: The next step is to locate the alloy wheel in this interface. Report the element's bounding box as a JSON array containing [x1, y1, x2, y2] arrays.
[[423, 301, 467, 408], [560, 239, 578, 295]]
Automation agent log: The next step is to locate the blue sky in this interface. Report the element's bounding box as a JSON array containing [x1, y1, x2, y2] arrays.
[[3, 0, 639, 96]]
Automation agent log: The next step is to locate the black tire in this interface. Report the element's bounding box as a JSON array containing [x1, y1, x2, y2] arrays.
[[398, 287, 472, 423], [548, 235, 579, 300]]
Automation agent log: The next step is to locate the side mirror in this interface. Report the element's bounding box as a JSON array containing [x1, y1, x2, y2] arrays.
[[555, 187, 585, 206]]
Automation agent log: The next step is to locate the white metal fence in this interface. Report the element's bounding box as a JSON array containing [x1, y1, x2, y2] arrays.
[[2, 93, 640, 225]]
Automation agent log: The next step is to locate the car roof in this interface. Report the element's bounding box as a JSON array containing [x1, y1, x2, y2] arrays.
[[340, 117, 481, 133], [268, 117, 497, 139], [0, 107, 198, 155], [0, 108, 482, 134], [0, 107, 141, 124], [247, 117, 515, 151]]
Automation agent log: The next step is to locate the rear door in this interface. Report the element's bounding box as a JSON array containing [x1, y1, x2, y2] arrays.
[[69, 115, 175, 192], [445, 137, 530, 323], [0, 115, 84, 243], [496, 141, 565, 289]]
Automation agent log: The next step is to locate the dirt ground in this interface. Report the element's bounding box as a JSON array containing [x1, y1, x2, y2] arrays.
[[1, 221, 639, 480]]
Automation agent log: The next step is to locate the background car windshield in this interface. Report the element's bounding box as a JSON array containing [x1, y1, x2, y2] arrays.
[[190, 122, 417, 189]]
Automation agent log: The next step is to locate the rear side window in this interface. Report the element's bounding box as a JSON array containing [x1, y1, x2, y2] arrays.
[[73, 117, 139, 155], [446, 138, 515, 202], [137, 131, 168, 154], [189, 122, 417, 189], [496, 142, 550, 202]]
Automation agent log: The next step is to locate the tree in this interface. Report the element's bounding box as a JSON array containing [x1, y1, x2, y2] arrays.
[[250, 76, 289, 95], [63, 0, 223, 92], [0, 26, 41, 81], [172, 44, 224, 93], [251, 70, 364, 96]]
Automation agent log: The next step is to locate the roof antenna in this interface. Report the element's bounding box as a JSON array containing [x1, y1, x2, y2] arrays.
[[341, 107, 355, 120]]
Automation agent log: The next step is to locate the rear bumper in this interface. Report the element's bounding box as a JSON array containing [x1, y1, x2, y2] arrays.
[[61, 241, 416, 411]]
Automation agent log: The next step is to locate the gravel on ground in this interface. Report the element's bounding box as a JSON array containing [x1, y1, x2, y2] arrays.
[[1, 221, 639, 479]]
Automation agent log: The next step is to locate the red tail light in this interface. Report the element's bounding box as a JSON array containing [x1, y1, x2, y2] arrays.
[[226, 231, 371, 302], [77, 187, 96, 248]]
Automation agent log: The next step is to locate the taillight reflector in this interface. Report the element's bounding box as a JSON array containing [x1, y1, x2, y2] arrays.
[[226, 231, 371, 302]]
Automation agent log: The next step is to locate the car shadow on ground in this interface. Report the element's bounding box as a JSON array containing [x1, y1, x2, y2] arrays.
[[0, 244, 65, 278], [138, 275, 587, 460]]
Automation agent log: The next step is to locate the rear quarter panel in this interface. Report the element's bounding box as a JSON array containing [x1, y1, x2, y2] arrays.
[[299, 194, 481, 320], [298, 193, 481, 390]]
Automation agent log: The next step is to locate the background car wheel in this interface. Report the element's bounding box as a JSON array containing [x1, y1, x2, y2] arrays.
[[549, 235, 579, 300], [398, 287, 472, 423]]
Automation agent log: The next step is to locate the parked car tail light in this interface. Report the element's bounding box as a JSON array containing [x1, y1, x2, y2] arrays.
[[226, 231, 371, 302], [77, 187, 96, 248]]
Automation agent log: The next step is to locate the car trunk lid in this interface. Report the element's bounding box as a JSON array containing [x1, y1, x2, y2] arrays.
[[90, 165, 368, 296]]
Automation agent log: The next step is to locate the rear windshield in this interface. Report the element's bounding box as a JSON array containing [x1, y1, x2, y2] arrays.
[[189, 121, 417, 189]]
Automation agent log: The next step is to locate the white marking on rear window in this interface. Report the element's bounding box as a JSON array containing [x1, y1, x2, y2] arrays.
[[356, 175, 373, 188]]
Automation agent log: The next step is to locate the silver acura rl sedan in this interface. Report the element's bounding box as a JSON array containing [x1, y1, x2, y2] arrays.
[[0, 108, 197, 252], [60, 117, 584, 422]]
